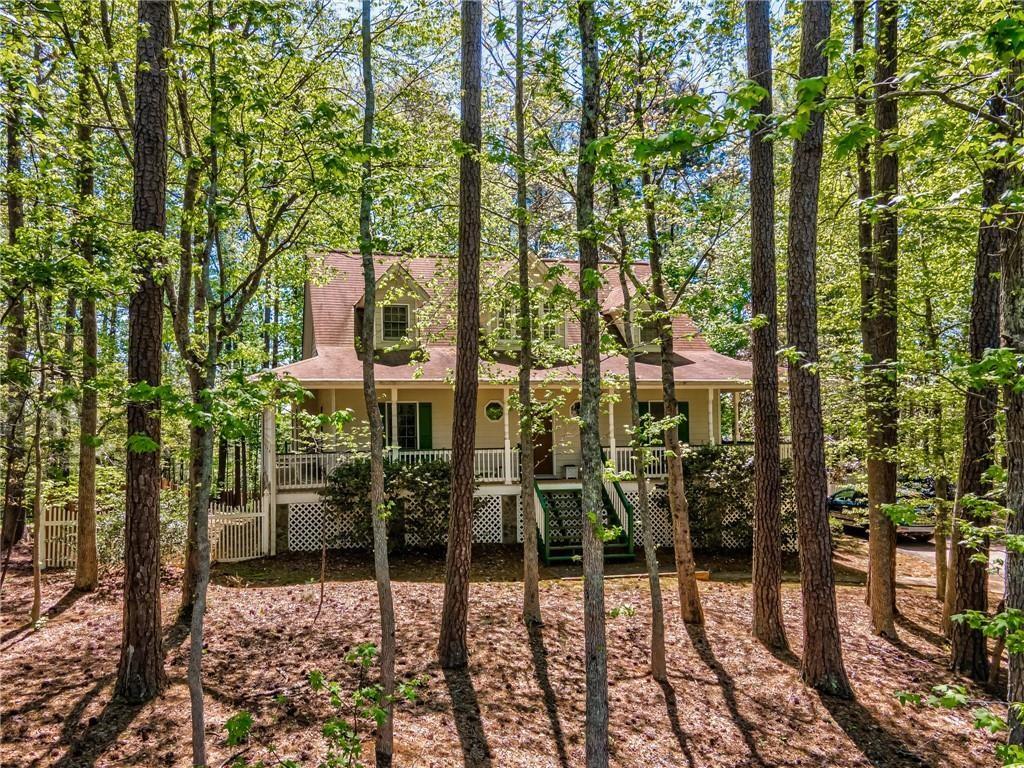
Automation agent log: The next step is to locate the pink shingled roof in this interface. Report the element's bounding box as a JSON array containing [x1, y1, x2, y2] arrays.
[[278, 252, 751, 386]]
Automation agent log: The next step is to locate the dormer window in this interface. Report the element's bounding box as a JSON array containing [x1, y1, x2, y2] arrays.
[[382, 304, 409, 341], [638, 320, 660, 346]]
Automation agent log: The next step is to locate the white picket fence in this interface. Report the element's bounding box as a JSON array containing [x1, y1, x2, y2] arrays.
[[209, 500, 269, 563], [38, 500, 270, 569], [39, 505, 77, 570]]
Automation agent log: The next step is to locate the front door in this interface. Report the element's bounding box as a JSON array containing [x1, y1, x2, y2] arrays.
[[533, 416, 554, 476]]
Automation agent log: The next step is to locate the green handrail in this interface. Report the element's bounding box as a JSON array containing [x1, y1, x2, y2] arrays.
[[610, 478, 636, 555], [533, 479, 551, 564]]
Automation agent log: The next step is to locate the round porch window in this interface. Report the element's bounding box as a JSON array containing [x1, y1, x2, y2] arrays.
[[485, 401, 504, 421]]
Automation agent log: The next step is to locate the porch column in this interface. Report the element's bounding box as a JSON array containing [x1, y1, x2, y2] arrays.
[[732, 391, 740, 443], [708, 388, 717, 445], [503, 386, 512, 484], [329, 388, 337, 443], [390, 385, 399, 460], [261, 404, 277, 555], [607, 391, 616, 467]]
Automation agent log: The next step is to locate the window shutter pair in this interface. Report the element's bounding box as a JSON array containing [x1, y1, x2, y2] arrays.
[[377, 402, 432, 450], [638, 400, 689, 444]]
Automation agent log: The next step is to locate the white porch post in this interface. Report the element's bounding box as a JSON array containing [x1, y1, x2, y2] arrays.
[[390, 385, 399, 460], [329, 388, 337, 444], [503, 386, 512, 484], [261, 404, 277, 555], [607, 390, 616, 466], [708, 388, 717, 445], [732, 391, 740, 443]]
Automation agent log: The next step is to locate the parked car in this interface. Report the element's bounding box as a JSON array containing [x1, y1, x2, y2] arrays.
[[827, 486, 935, 541]]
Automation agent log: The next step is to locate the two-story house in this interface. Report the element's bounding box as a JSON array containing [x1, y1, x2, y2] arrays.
[[258, 251, 754, 560]]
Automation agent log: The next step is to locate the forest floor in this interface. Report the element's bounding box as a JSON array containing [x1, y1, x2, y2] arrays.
[[0, 537, 1004, 768]]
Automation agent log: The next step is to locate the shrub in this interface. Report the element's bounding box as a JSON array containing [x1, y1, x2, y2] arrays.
[[682, 445, 798, 553], [321, 458, 473, 551]]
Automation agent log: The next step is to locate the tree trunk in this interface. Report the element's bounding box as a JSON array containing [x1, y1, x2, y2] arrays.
[[616, 258, 667, 682], [358, 2, 396, 762], [577, 3, 608, 764], [634, 82, 703, 628], [745, 0, 787, 651], [3, 44, 27, 556], [947, 110, 1005, 680], [786, 0, 852, 699], [115, 0, 170, 704], [864, 0, 899, 638], [515, 0, 541, 627], [30, 299, 48, 626], [75, 0, 99, 591], [438, 0, 482, 670], [1001, 51, 1024, 741]]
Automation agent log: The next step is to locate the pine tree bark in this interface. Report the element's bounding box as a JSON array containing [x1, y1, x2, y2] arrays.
[[947, 110, 1005, 679], [115, 0, 170, 703], [515, 0, 541, 627], [786, 0, 852, 699], [1004, 173, 1024, 747], [358, 2, 396, 762], [746, 0, 787, 651], [438, 0, 482, 670], [577, 2, 608, 762], [75, 0, 99, 592], [1004, 43, 1024, 743], [865, 0, 900, 638]]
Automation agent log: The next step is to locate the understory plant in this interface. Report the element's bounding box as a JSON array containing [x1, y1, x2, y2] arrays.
[[226, 643, 424, 768]]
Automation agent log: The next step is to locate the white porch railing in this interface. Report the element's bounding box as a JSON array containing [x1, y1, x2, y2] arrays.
[[277, 446, 522, 489], [610, 446, 669, 477], [609, 441, 793, 478]]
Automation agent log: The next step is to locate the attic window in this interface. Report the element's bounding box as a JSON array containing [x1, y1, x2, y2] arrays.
[[382, 305, 409, 341], [639, 320, 660, 345]]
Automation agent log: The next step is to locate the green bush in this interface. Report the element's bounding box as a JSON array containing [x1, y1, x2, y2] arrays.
[[682, 445, 798, 553], [321, 458, 471, 551]]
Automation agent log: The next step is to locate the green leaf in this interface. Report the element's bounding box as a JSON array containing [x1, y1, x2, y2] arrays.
[[224, 711, 253, 746]]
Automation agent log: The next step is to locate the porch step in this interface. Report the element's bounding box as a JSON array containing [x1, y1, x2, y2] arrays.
[[535, 484, 635, 565]]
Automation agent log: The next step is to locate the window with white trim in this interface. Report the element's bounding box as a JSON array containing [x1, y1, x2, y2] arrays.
[[382, 304, 409, 341]]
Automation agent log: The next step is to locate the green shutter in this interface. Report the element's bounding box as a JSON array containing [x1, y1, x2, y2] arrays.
[[678, 401, 690, 444], [418, 402, 432, 449]]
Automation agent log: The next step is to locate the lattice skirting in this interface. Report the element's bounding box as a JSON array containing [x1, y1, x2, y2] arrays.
[[286, 494, 506, 551], [624, 485, 798, 552]]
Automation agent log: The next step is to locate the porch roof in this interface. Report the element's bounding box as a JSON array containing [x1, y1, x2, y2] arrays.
[[269, 344, 752, 388]]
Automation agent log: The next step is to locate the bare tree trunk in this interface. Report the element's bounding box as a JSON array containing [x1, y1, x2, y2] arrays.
[[438, 0, 482, 670], [515, 0, 541, 627], [786, 0, 852, 699], [187, 3, 221, 761], [865, 0, 899, 639], [358, 2, 396, 762], [615, 256, 666, 681], [75, 0, 99, 592], [948, 102, 1005, 678], [30, 299, 47, 625], [115, 0, 170, 704], [633, 67, 703, 627], [745, 0, 787, 651], [1001, 51, 1024, 742], [923, 290, 950, 602], [577, 3, 608, 763], [3, 40, 27, 556]]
